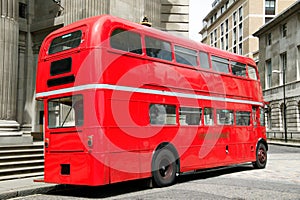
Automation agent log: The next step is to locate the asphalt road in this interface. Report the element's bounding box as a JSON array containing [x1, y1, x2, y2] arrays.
[[13, 144, 300, 200]]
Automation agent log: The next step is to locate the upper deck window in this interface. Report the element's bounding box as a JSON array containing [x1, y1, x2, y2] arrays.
[[211, 56, 230, 73], [49, 30, 82, 54], [248, 65, 258, 80], [231, 62, 246, 77], [199, 52, 210, 69], [110, 29, 142, 54], [145, 36, 172, 61], [174, 46, 197, 66]]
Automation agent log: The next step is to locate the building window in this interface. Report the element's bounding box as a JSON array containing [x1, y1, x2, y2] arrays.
[[19, 3, 27, 19], [221, 37, 224, 50], [210, 33, 214, 46], [239, 23, 243, 41], [233, 28, 237, 45], [266, 59, 272, 88], [239, 43, 243, 55], [233, 47, 237, 53], [221, 6, 225, 14], [281, 23, 287, 37], [238, 7, 243, 21], [233, 12, 237, 26], [266, 33, 272, 45], [221, 23, 224, 35], [265, 0, 276, 15], [280, 52, 287, 85], [225, 34, 229, 50], [225, 19, 229, 32]]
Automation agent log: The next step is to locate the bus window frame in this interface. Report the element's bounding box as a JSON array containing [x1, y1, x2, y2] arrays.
[[46, 26, 87, 57]]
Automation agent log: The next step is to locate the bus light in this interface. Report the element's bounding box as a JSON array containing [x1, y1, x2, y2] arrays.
[[88, 135, 93, 147], [45, 138, 49, 148]]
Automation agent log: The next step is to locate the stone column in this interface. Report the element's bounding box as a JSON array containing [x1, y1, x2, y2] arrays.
[[0, 0, 19, 129], [62, 0, 110, 25]]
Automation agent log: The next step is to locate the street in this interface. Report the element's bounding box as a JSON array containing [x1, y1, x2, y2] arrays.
[[14, 144, 300, 200]]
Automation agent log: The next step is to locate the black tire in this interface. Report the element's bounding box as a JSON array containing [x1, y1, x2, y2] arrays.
[[152, 148, 177, 187], [252, 143, 267, 169]]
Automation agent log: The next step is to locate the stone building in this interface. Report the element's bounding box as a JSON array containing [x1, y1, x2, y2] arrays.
[[253, 1, 300, 141], [0, 0, 189, 145], [199, 0, 297, 59]]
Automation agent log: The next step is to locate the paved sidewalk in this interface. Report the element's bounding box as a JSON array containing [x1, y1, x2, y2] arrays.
[[0, 176, 59, 199], [0, 141, 299, 199]]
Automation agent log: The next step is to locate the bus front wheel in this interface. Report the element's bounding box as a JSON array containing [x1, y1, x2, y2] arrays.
[[252, 142, 267, 169], [152, 148, 177, 187]]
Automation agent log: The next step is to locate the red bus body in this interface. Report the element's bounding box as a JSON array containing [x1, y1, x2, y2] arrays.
[[36, 15, 267, 186]]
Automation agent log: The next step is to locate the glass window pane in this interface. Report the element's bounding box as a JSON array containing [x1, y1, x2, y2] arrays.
[[236, 111, 250, 126], [260, 107, 265, 126], [110, 29, 142, 54], [248, 65, 258, 80], [145, 36, 172, 61], [204, 108, 214, 125], [212, 56, 230, 73], [217, 110, 234, 125], [175, 46, 197, 66], [199, 52, 210, 69], [49, 30, 82, 54], [179, 107, 202, 125], [149, 104, 176, 125], [48, 95, 83, 128], [231, 62, 246, 77]]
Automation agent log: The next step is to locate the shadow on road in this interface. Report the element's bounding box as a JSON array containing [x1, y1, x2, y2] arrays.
[[47, 164, 254, 199]]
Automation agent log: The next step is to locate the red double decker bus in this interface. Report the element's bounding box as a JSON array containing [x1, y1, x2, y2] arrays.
[[36, 15, 267, 187]]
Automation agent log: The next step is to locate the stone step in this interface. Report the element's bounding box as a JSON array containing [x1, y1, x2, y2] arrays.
[[0, 154, 44, 161], [0, 149, 43, 156], [0, 159, 44, 167], [0, 142, 44, 181], [0, 172, 44, 181], [0, 165, 44, 174]]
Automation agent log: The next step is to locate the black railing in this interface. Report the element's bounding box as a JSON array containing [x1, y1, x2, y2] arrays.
[[267, 131, 300, 142]]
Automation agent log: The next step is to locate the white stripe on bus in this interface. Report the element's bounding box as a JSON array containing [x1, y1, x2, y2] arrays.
[[35, 84, 263, 106]]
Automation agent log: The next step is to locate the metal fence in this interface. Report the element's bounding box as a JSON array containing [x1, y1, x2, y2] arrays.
[[267, 131, 300, 142]]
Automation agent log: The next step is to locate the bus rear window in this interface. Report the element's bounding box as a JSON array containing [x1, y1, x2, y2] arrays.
[[49, 30, 82, 54], [48, 95, 83, 128]]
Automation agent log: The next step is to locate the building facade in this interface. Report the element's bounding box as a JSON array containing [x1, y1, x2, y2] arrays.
[[0, 0, 189, 145], [199, 0, 297, 59], [254, 1, 300, 141]]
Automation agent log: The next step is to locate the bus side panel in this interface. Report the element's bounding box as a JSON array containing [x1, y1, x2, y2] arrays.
[[44, 153, 109, 186]]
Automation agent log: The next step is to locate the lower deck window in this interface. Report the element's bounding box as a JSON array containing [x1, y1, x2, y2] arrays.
[[179, 107, 202, 125], [236, 111, 250, 126], [204, 108, 214, 125], [217, 109, 233, 125], [48, 95, 83, 128], [149, 104, 176, 125]]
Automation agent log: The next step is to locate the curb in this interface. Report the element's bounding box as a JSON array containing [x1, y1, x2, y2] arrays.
[[0, 184, 60, 200]]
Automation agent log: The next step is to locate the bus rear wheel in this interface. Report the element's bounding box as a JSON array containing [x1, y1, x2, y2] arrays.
[[252, 143, 267, 169], [152, 148, 177, 187]]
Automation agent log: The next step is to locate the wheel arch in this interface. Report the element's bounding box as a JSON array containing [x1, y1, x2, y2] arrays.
[[257, 138, 268, 151]]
